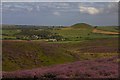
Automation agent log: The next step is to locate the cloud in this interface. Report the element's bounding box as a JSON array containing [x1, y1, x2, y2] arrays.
[[53, 11, 60, 16], [2, 0, 119, 2], [79, 6, 100, 15], [36, 5, 40, 11], [106, 3, 118, 14], [2, 2, 118, 15], [78, 2, 118, 15], [2, 3, 29, 12], [2, 2, 118, 26]]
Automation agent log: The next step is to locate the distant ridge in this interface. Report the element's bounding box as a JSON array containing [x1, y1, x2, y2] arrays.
[[71, 23, 92, 28]]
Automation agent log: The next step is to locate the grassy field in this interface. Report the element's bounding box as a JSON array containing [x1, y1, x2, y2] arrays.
[[50, 27, 118, 41], [96, 26, 119, 32], [2, 24, 119, 40], [2, 29, 20, 40]]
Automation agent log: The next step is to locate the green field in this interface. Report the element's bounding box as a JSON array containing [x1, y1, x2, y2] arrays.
[[50, 27, 118, 41], [2, 23, 119, 41], [96, 26, 119, 32]]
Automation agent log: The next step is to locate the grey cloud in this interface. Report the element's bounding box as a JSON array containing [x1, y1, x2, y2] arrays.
[[2, 2, 118, 26], [78, 2, 118, 15], [2, 2, 118, 15]]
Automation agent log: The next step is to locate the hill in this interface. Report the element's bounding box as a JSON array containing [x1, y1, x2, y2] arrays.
[[71, 23, 92, 29]]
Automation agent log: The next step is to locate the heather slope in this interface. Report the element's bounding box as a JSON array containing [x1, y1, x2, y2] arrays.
[[2, 41, 76, 71], [3, 56, 119, 78], [2, 38, 118, 71]]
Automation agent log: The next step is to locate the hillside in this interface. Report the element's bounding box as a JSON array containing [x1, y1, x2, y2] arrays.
[[71, 23, 92, 29], [2, 40, 75, 71], [2, 38, 118, 71]]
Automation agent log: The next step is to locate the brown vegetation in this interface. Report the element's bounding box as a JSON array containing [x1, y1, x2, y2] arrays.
[[92, 29, 119, 35]]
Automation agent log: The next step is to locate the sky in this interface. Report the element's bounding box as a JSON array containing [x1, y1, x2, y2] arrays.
[[1, 0, 119, 2], [2, 2, 118, 26]]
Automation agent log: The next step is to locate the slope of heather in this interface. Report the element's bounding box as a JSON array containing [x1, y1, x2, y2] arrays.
[[3, 56, 119, 78], [2, 38, 118, 71], [2, 40, 76, 71]]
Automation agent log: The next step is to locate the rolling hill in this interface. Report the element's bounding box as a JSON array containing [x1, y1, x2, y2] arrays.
[[71, 23, 92, 29], [2, 38, 118, 71]]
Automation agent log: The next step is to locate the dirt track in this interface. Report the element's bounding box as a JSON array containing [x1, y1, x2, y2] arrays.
[[92, 29, 119, 35]]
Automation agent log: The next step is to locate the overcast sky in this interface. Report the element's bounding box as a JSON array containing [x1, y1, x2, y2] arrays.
[[2, 2, 118, 26]]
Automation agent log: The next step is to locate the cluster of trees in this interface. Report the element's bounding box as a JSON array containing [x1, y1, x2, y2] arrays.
[[16, 29, 64, 41]]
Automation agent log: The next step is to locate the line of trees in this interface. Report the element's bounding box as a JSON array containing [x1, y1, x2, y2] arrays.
[[16, 29, 64, 41]]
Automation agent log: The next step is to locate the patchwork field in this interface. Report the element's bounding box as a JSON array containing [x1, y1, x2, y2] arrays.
[[2, 23, 118, 41]]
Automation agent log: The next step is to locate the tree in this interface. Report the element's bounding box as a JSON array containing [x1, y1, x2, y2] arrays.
[[50, 34, 63, 41], [94, 26, 98, 28]]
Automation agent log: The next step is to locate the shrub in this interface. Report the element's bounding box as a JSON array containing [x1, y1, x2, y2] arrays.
[[41, 73, 57, 78]]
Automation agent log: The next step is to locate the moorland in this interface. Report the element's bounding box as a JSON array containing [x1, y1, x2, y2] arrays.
[[1, 23, 119, 78]]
